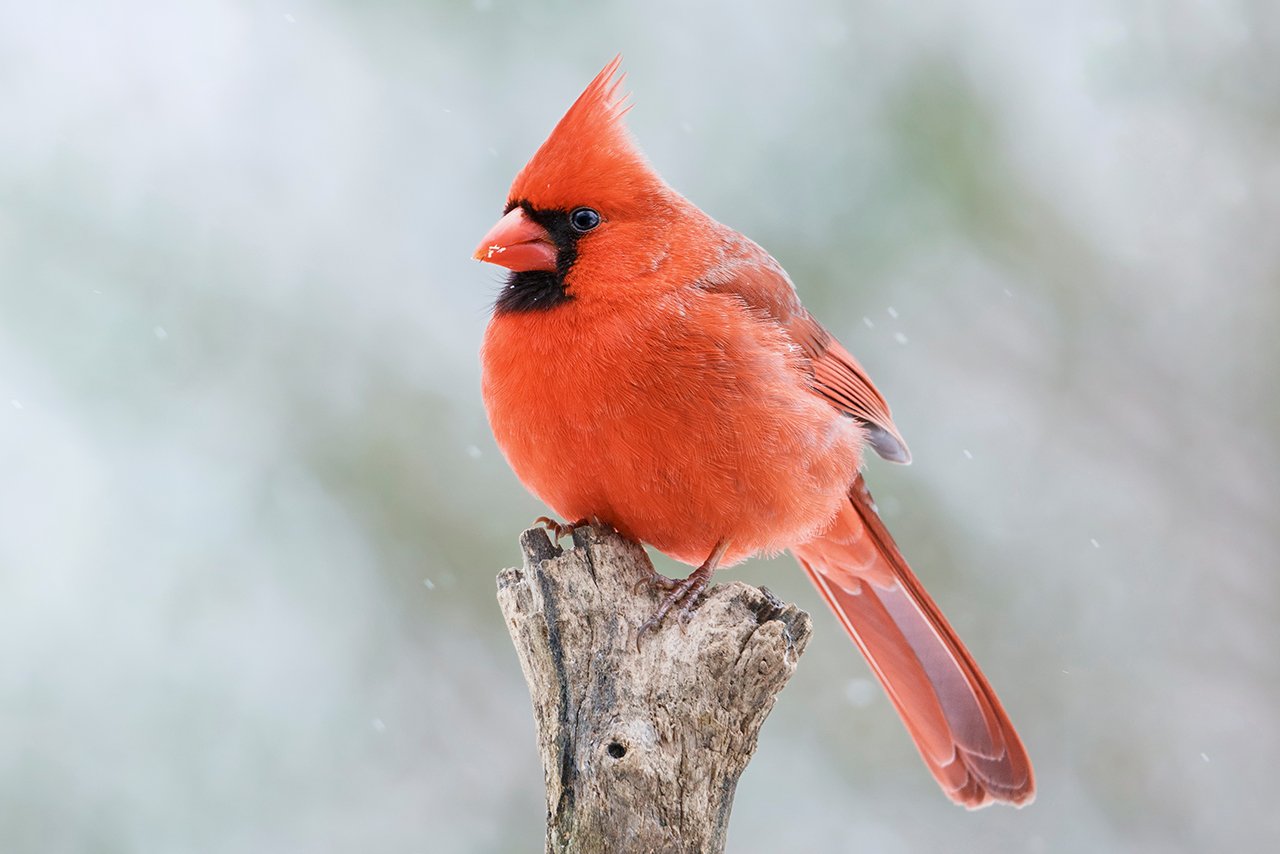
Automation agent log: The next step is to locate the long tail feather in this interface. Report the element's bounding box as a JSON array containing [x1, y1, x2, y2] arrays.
[[792, 476, 1035, 808]]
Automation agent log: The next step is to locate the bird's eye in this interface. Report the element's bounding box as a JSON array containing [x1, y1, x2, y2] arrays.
[[569, 207, 602, 233]]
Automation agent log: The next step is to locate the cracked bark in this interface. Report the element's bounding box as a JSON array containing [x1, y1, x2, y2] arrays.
[[496, 524, 812, 854]]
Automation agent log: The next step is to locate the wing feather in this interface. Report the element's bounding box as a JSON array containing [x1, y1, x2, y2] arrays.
[[699, 255, 910, 462]]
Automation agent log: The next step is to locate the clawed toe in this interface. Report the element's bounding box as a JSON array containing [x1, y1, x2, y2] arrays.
[[634, 551, 723, 649], [677, 601, 698, 627], [632, 572, 681, 596], [535, 516, 589, 542]]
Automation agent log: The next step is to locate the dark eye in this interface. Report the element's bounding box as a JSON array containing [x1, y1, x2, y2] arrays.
[[569, 207, 601, 233]]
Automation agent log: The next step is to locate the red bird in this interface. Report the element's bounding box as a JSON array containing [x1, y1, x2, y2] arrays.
[[474, 58, 1034, 808]]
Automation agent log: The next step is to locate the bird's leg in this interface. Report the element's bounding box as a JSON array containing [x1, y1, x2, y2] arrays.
[[535, 515, 590, 542], [638, 539, 730, 643]]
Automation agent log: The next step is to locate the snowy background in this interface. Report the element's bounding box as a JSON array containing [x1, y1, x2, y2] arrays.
[[2, 2, 1277, 852]]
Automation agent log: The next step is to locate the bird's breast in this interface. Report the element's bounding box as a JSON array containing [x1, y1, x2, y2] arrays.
[[481, 289, 864, 565]]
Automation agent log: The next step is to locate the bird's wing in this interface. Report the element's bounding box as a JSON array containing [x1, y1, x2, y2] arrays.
[[699, 253, 910, 463]]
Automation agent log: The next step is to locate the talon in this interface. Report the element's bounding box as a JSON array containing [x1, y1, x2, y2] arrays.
[[678, 603, 697, 628], [638, 571, 709, 641], [632, 572, 680, 596], [633, 539, 730, 647], [651, 573, 681, 592], [535, 516, 589, 542], [635, 616, 659, 651]]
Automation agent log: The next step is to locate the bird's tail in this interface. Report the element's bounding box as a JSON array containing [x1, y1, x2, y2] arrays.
[[791, 476, 1035, 808]]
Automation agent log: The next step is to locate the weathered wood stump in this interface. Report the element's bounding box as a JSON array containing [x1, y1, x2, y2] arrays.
[[496, 523, 812, 854]]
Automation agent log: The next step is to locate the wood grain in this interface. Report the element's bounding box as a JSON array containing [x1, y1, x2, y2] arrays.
[[497, 524, 811, 854]]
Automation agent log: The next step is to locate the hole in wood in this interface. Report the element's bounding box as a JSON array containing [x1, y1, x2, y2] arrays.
[[606, 742, 627, 759]]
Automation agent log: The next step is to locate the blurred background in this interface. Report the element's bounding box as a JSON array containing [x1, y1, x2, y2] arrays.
[[2, 1, 1277, 852]]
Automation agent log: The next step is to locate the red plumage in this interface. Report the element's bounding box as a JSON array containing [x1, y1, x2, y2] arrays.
[[474, 58, 1034, 808]]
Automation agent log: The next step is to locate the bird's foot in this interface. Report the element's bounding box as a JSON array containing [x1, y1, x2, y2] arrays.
[[636, 560, 717, 647], [535, 516, 589, 542], [633, 570, 681, 596]]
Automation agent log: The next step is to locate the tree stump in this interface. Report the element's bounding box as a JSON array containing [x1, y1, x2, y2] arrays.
[[496, 523, 812, 854]]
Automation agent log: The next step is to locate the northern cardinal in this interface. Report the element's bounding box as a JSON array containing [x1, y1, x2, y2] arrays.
[[474, 57, 1034, 808]]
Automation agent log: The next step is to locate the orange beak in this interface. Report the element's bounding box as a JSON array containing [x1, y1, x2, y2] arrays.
[[473, 208, 558, 273]]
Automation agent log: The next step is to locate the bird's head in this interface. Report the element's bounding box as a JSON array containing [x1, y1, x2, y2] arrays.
[[474, 57, 689, 312]]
